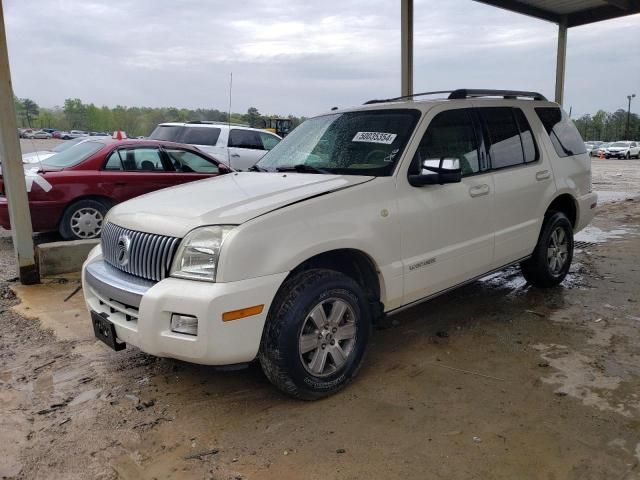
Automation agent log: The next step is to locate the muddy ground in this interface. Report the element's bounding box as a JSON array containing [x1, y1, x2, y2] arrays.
[[0, 160, 639, 480]]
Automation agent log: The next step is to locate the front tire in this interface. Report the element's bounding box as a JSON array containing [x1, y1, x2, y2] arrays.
[[520, 212, 574, 288], [259, 269, 371, 400], [59, 199, 109, 240], [625, 152, 630, 160]]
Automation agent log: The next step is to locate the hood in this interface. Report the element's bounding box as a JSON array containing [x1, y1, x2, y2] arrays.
[[107, 172, 374, 237], [608, 146, 628, 151]]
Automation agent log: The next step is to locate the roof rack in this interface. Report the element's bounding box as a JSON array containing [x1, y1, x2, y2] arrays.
[[364, 90, 454, 105], [448, 89, 547, 101], [363, 88, 547, 105], [186, 120, 250, 127]]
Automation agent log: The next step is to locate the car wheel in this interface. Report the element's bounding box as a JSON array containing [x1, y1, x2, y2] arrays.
[[625, 152, 631, 160], [59, 199, 109, 240], [259, 268, 371, 400], [520, 212, 574, 288]]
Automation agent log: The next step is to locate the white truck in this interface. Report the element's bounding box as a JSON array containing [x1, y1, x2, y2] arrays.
[[83, 89, 597, 400]]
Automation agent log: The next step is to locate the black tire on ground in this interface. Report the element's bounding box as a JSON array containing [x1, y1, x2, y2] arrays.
[[625, 152, 631, 159], [520, 211, 574, 288], [59, 198, 109, 240], [259, 268, 372, 400]]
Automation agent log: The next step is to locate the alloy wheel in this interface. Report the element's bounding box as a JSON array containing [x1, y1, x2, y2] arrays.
[[298, 297, 357, 377], [547, 226, 568, 275]]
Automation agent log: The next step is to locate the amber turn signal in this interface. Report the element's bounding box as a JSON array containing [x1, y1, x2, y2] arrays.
[[222, 304, 264, 322]]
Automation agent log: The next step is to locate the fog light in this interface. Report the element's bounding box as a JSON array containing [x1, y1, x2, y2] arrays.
[[171, 314, 198, 336]]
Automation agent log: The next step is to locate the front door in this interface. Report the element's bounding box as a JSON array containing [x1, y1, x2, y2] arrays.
[[397, 106, 495, 305]]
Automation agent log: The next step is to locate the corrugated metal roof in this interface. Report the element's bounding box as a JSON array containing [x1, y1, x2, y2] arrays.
[[474, 0, 640, 27]]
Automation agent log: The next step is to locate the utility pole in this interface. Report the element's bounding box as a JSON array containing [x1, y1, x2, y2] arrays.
[[0, 0, 39, 284], [626, 94, 636, 140]]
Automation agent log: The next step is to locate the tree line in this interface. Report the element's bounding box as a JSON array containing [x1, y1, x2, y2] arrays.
[[13, 97, 306, 137], [573, 109, 639, 141]]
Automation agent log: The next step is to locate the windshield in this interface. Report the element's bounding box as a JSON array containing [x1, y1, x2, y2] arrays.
[[610, 142, 628, 147], [51, 137, 87, 153], [43, 141, 105, 167], [256, 109, 421, 176]]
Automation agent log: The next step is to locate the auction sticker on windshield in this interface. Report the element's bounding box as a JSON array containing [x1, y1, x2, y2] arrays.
[[352, 132, 398, 144]]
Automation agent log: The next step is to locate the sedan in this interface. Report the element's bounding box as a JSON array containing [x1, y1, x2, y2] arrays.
[[24, 130, 53, 139], [0, 139, 231, 240], [594, 143, 611, 157]]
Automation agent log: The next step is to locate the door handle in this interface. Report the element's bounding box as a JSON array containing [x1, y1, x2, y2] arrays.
[[114, 182, 126, 186], [536, 170, 551, 181], [230, 153, 240, 158], [469, 184, 490, 197]]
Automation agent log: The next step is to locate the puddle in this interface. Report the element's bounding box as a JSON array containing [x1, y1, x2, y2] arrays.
[[479, 263, 588, 292], [575, 224, 638, 244], [532, 343, 632, 416], [595, 190, 639, 204]]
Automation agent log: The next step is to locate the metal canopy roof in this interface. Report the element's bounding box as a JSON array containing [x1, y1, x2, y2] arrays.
[[474, 0, 640, 27]]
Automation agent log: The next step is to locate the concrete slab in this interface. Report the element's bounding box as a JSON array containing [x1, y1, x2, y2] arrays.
[[36, 239, 98, 277]]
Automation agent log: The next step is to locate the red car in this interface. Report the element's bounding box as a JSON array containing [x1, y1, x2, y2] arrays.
[[0, 138, 230, 240]]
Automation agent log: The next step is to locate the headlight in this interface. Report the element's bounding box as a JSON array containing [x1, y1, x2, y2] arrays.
[[169, 226, 235, 282]]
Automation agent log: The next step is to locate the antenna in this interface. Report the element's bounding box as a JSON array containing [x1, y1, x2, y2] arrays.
[[227, 72, 233, 170]]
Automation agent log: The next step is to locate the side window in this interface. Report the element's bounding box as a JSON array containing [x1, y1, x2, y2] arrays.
[[259, 132, 280, 150], [164, 149, 219, 173], [181, 127, 221, 146], [513, 109, 539, 163], [480, 107, 524, 169], [120, 148, 167, 172], [104, 151, 123, 170], [416, 108, 481, 176], [535, 107, 587, 157], [228, 129, 263, 150]]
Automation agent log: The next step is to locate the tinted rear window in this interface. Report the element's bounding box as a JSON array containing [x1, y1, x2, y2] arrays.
[[149, 125, 220, 146], [535, 107, 586, 157]]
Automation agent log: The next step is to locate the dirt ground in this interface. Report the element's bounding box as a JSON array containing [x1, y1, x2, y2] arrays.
[[0, 159, 639, 480]]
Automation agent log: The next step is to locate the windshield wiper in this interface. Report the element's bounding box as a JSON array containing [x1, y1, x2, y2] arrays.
[[275, 164, 330, 174], [248, 164, 268, 172]]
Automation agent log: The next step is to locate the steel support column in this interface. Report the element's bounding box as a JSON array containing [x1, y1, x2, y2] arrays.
[[401, 0, 413, 97], [0, 0, 39, 284], [554, 16, 568, 105]]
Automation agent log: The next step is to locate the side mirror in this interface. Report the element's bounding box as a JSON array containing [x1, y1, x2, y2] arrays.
[[408, 157, 462, 187]]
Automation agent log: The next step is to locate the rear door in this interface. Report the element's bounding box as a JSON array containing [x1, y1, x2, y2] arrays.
[[398, 106, 495, 304], [162, 147, 221, 185], [476, 106, 556, 268], [227, 129, 270, 170]]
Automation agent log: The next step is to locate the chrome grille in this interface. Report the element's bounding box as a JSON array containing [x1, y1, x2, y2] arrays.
[[101, 223, 180, 282]]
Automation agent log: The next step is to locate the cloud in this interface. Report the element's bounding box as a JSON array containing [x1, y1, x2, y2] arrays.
[[3, 0, 639, 117]]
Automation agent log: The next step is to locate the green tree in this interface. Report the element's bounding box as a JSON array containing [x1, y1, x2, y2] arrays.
[[22, 98, 39, 127], [63, 98, 87, 129], [243, 107, 262, 127]]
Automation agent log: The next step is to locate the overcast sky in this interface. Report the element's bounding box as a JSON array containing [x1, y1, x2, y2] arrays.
[[4, 0, 640, 118]]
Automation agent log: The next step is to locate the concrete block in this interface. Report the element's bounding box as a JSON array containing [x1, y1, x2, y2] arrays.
[[36, 239, 99, 277]]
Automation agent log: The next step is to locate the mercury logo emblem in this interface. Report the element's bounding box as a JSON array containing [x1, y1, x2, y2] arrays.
[[116, 234, 131, 267]]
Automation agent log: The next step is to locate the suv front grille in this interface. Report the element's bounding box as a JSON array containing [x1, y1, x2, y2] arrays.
[[101, 223, 181, 282]]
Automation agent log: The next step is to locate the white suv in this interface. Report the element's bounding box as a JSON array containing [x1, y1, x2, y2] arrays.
[[149, 122, 281, 170], [83, 89, 597, 400]]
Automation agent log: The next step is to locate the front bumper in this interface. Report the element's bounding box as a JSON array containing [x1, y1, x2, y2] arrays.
[[82, 248, 288, 365]]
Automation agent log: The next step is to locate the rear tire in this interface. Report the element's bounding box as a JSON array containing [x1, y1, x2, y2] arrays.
[[59, 199, 109, 240], [520, 212, 574, 288], [259, 269, 371, 400]]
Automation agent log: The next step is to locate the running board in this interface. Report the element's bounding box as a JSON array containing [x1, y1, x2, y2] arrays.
[[386, 256, 531, 317]]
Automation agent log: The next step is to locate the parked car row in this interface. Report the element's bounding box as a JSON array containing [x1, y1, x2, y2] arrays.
[[19, 128, 122, 140], [585, 140, 640, 159]]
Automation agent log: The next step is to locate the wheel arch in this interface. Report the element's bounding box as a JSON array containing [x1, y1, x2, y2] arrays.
[[545, 193, 577, 229], [282, 248, 385, 322], [57, 195, 117, 236]]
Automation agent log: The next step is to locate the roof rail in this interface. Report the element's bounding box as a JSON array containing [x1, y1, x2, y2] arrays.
[[448, 89, 547, 101], [363, 88, 547, 105], [186, 120, 250, 127], [364, 90, 454, 105]]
